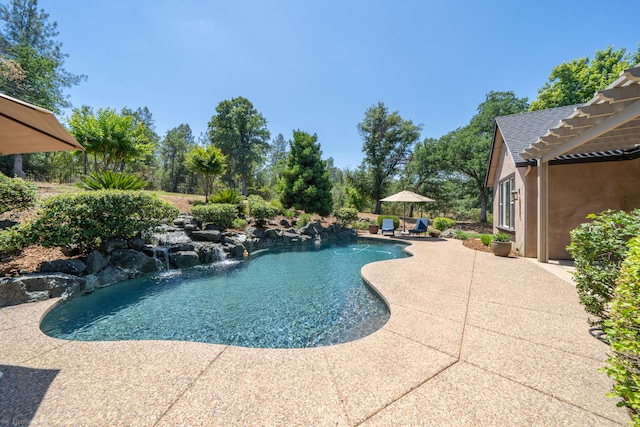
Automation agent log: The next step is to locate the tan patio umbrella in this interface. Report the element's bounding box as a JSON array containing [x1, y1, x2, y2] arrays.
[[0, 93, 84, 155], [380, 190, 435, 231]]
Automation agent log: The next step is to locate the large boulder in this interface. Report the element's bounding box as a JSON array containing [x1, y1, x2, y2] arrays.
[[96, 266, 129, 288], [109, 249, 157, 275], [170, 251, 200, 268], [100, 238, 128, 254], [86, 251, 109, 274], [40, 259, 86, 275], [190, 230, 222, 243], [0, 273, 85, 307]]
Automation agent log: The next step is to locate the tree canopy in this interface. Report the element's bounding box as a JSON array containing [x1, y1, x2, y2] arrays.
[[357, 102, 421, 214], [280, 130, 333, 216], [530, 45, 640, 111], [207, 96, 270, 196], [68, 106, 152, 172]]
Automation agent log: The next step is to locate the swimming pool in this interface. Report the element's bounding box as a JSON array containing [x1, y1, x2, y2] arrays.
[[40, 240, 408, 348]]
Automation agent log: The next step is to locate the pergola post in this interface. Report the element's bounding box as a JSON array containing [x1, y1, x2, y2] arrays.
[[537, 158, 549, 263]]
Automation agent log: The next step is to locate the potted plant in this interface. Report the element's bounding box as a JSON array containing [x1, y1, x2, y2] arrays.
[[429, 227, 441, 238], [491, 233, 512, 257], [368, 223, 379, 234]]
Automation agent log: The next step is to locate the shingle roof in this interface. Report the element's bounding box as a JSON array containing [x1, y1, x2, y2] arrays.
[[495, 104, 578, 165]]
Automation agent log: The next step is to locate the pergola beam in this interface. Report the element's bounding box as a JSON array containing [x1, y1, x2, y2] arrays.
[[541, 99, 640, 162]]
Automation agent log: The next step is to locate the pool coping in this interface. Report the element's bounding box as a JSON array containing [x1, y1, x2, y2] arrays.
[[0, 236, 629, 426]]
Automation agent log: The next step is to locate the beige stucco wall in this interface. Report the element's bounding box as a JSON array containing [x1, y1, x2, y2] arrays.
[[492, 135, 640, 259], [521, 157, 640, 259]]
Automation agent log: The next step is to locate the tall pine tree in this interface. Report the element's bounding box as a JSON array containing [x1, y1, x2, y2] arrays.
[[0, 0, 85, 177], [281, 130, 333, 216]]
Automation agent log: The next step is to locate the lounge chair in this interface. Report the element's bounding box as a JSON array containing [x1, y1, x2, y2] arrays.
[[381, 218, 395, 236], [408, 218, 429, 236]]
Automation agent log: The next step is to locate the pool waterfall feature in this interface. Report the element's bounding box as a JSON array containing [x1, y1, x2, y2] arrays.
[[0, 215, 360, 308]]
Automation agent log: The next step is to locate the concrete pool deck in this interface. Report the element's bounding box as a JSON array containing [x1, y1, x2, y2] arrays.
[[0, 237, 629, 426]]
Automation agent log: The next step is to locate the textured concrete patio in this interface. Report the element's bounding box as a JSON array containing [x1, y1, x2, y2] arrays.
[[0, 237, 629, 426]]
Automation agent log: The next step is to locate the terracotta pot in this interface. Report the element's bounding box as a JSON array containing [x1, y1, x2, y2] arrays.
[[429, 230, 440, 238], [368, 224, 379, 234], [491, 241, 512, 257]]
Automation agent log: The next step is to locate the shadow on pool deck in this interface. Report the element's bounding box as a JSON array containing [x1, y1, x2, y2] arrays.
[[0, 237, 630, 426], [0, 365, 59, 426]]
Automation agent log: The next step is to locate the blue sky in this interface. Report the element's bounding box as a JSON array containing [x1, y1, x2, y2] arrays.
[[39, 0, 639, 169]]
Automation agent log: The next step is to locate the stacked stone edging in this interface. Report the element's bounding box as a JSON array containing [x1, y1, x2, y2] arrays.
[[0, 214, 356, 307]]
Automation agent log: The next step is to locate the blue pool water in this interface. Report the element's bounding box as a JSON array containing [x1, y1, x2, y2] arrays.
[[40, 241, 408, 348]]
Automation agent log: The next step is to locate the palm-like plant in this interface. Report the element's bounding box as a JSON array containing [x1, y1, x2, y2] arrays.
[[186, 145, 226, 203], [211, 188, 243, 204], [77, 170, 147, 191]]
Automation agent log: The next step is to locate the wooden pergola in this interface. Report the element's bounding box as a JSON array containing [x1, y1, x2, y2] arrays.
[[521, 64, 640, 262]]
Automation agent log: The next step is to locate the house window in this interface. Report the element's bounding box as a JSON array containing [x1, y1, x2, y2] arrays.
[[498, 176, 515, 229]]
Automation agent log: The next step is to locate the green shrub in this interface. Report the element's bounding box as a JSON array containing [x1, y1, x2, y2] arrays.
[[3, 190, 178, 253], [77, 170, 147, 190], [604, 236, 640, 423], [232, 218, 248, 230], [283, 208, 296, 219], [356, 220, 370, 231], [0, 224, 33, 255], [247, 195, 279, 225], [433, 217, 456, 231], [454, 230, 469, 240], [377, 215, 400, 229], [480, 234, 494, 246], [191, 203, 238, 229], [334, 207, 358, 225], [298, 213, 312, 227], [0, 173, 37, 214], [567, 209, 640, 327], [493, 233, 511, 242], [211, 188, 243, 205]]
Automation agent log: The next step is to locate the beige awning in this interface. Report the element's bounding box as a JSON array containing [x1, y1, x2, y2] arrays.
[[0, 93, 84, 155], [521, 65, 640, 161]]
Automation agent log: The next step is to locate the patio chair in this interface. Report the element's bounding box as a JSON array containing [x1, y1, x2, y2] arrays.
[[408, 218, 429, 236], [381, 218, 395, 236]]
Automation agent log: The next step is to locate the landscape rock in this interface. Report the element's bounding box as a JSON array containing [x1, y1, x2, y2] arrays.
[[86, 251, 110, 274], [109, 249, 157, 275], [0, 273, 85, 307], [40, 259, 87, 276], [96, 266, 129, 288], [101, 238, 128, 254], [191, 230, 222, 242], [170, 251, 200, 268]]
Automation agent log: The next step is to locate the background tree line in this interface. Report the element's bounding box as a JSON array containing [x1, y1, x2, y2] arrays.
[[1, 0, 638, 220]]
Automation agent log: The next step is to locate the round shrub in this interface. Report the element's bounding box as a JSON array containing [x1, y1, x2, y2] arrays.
[[22, 190, 178, 252], [480, 234, 493, 246], [604, 236, 640, 422], [376, 215, 400, 229], [191, 203, 238, 229], [334, 207, 358, 225], [247, 195, 279, 225], [567, 209, 640, 326], [433, 217, 456, 231], [0, 173, 36, 214]]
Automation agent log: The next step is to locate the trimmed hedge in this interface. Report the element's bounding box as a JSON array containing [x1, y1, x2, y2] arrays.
[[604, 236, 640, 423], [377, 215, 400, 229], [0, 173, 37, 214], [0, 190, 178, 254], [191, 203, 238, 229], [567, 209, 640, 327]]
